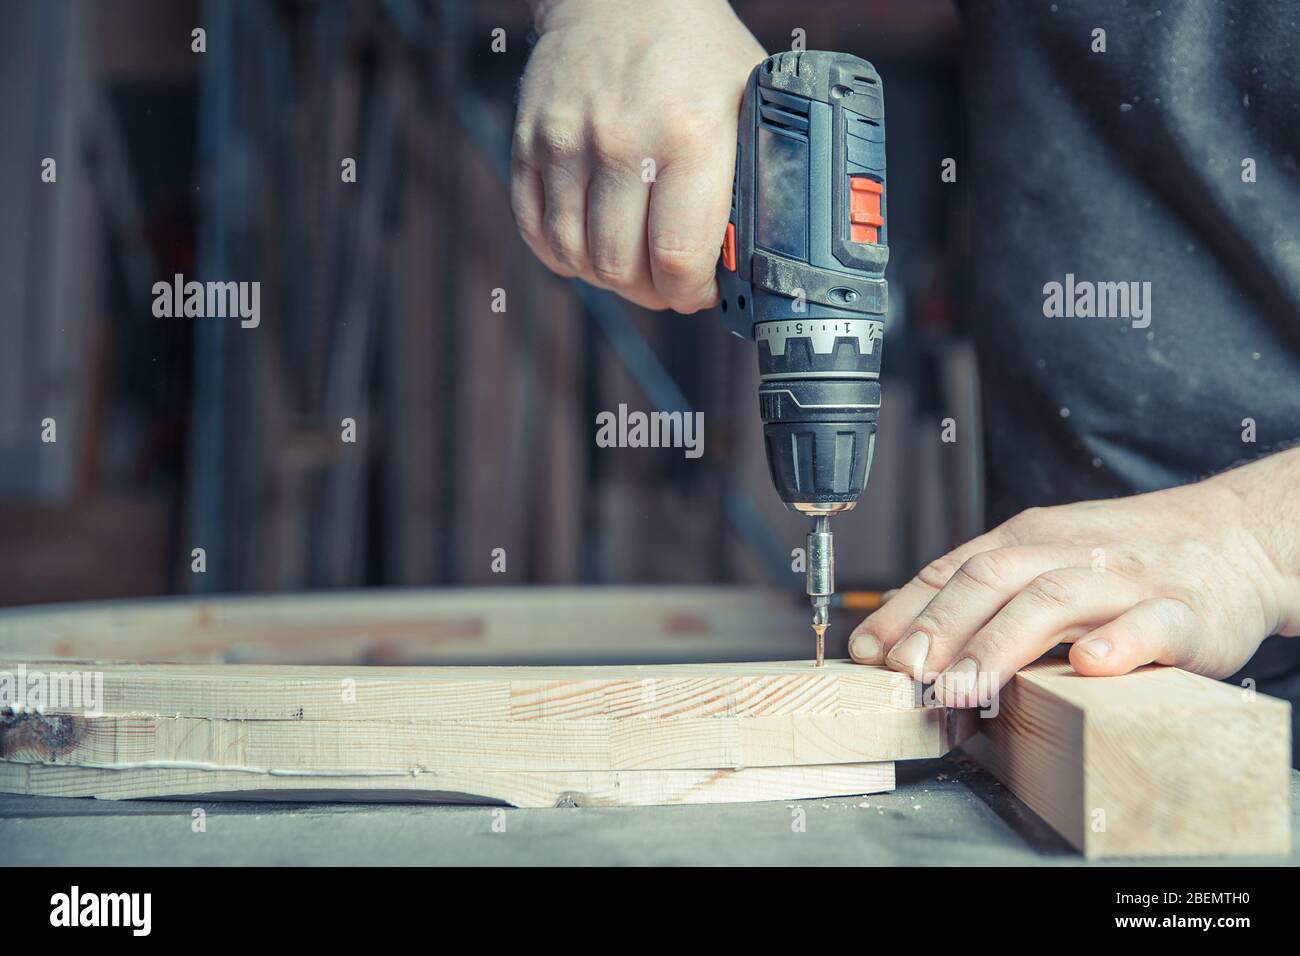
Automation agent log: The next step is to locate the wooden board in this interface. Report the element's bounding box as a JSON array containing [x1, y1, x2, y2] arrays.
[[0, 587, 830, 665], [0, 591, 950, 807], [0, 761, 893, 808], [0, 659, 959, 770], [0, 659, 920, 720], [0, 710, 950, 772], [964, 661, 1291, 858], [0, 657, 933, 805]]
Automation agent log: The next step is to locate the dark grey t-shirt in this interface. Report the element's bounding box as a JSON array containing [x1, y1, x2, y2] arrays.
[[960, 0, 1300, 755], [962, 0, 1300, 522]]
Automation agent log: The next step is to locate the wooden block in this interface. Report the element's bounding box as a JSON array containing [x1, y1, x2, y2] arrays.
[[0, 760, 894, 808], [963, 660, 1291, 858]]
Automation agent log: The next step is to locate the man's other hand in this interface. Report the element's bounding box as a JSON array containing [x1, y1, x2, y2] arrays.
[[849, 450, 1300, 705]]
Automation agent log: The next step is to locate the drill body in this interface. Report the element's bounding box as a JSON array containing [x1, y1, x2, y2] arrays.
[[718, 51, 889, 662]]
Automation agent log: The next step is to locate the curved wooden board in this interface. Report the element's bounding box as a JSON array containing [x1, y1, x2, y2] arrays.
[[0, 761, 894, 808]]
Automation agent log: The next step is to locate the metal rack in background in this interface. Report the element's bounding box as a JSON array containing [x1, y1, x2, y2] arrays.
[[183, 0, 792, 593]]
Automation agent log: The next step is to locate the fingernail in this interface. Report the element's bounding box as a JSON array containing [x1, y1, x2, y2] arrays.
[[887, 631, 930, 679], [938, 658, 978, 705], [849, 632, 883, 664], [1078, 638, 1111, 660]]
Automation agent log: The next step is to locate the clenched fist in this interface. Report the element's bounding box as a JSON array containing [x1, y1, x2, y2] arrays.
[[512, 0, 765, 312]]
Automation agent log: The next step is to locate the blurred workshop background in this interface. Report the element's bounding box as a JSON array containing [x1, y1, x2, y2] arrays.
[[0, 0, 975, 606]]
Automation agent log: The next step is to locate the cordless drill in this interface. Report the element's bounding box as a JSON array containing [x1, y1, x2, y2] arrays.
[[718, 51, 888, 666]]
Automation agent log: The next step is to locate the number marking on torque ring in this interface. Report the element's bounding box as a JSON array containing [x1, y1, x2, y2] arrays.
[[756, 319, 884, 356]]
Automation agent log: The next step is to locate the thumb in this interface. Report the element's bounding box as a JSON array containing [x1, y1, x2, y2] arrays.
[[1069, 597, 1201, 676]]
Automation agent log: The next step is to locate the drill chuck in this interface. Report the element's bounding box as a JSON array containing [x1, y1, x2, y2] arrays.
[[757, 318, 882, 513]]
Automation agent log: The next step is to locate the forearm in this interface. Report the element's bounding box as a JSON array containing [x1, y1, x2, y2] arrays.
[[1209, 445, 1300, 636]]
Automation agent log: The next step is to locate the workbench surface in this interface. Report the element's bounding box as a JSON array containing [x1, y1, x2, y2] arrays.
[[4, 756, 1297, 866]]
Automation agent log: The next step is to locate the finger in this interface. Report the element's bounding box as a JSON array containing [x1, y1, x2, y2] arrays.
[[935, 568, 1143, 706], [585, 166, 665, 310], [1069, 596, 1201, 677], [510, 155, 557, 265], [905, 546, 1094, 676], [512, 138, 583, 279], [645, 157, 729, 313], [540, 148, 592, 277], [847, 529, 1013, 669], [510, 142, 545, 237]]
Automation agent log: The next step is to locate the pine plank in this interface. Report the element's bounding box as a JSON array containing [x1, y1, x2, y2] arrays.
[[0, 658, 918, 721], [0, 708, 951, 772], [0, 658, 943, 804], [0, 587, 821, 665]]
